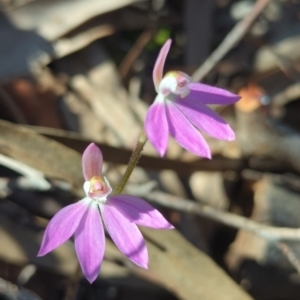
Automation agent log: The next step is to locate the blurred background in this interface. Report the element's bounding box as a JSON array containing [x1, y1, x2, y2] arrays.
[[1, 0, 300, 299]]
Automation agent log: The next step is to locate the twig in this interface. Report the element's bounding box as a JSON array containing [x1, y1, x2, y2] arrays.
[[119, 27, 156, 80], [130, 188, 300, 242], [63, 263, 82, 300], [0, 277, 41, 300], [273, 83, 300, 107], [0, 153, 50, 190], [277, 242, 300, 274], [27, 124, 246, 175], [192, 0, 271, 82], [54, 25, 115, 60], [268, 48, 300, 82], [0, 86, 27, 124]]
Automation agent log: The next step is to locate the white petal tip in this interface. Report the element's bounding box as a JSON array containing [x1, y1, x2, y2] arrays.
[[228, 133, 236, 141], [86, 276, 97, 284], [138, 263, 148, 270], [158, 149, 166, 157], [37, 248, 48, 257], [131, 257, 148, 270]]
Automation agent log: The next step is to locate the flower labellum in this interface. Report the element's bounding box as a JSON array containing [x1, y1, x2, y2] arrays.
[[145, 39, 241, 158], [38, 143, 173, 283]]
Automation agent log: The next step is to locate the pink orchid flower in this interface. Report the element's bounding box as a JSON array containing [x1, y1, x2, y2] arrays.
[[145, 39, 241, 158], [38, 143, 173, 283]]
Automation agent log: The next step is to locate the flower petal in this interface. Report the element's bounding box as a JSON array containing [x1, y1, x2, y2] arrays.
[[75, 202, 105, 283], [107, 194, 174, 229], [175, 99, 235, 140], [145, 96, 169, 157], [82, 143, 103, 181], [101, 204, 148, 269], [38, 199, 90, 256], [188, 83, 241, 105], [153, 39, 172, 92], [165, 102, 211, 158]]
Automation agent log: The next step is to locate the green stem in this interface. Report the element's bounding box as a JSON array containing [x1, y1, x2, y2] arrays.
[[115, 128, 148, 194]]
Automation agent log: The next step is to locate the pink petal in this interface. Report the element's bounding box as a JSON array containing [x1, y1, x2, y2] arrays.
[[153, 39, 172, 92], [82, 143, 103, 181], [38, 199, 90, 256], [188, 83, 241, 105], [145, 98, 169, 157], [101, 204, 148, 269], [107, 194, 174, 229], [165, 103, 211, 158], [175, 99, 235, 140], [75, 202, 105, 283]]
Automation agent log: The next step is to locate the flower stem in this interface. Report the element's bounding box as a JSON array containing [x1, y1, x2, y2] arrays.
[[115, 128, 148, 194]]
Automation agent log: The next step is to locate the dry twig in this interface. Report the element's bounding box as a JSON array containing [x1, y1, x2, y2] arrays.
[[63, 263, 82, 300], [0, 153, 50, 190], [0, 86, 27, 123], [277, 242, 300, 274], [130, 187, 300, 242], [192, 0, 271, 81], [119, 27, 156, 79]]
